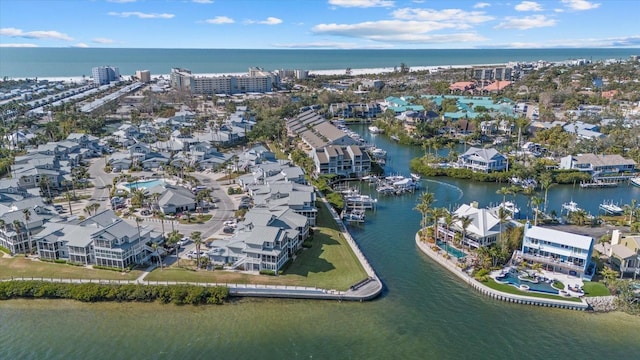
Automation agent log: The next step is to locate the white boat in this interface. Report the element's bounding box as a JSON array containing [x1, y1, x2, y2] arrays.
[[370, 148, 387, 158], [390, 135, 400, 142], [343, 210, 365, 222], [410, 173, 421, 181], [631, 177, 640, 187], [498, 201, 520, 217], [368, 126, 384, 134], [562, 201, 581, 213], [599, 201, 623, 215]]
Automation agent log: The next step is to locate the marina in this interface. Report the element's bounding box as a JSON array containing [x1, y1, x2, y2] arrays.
[[580, 180, 618, 188]]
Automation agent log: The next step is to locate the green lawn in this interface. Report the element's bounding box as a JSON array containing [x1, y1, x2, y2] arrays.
[[0, 257, 142, 281], [483, 279, 583, 303], [582, 281, 611, 297], [267, 142, 289, 160], [147, 201, 368, 291], [177, 214, 213, 224]]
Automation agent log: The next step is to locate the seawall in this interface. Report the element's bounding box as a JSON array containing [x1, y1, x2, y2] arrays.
[[414, 233, 589, 311]]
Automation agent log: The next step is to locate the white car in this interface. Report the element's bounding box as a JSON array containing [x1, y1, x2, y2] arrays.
[[223, 220, 236, 227], [177, 238, 190, 246]]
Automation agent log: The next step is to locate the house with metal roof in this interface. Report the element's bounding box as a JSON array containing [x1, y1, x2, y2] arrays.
[[457, 146, 508, 173], [520, 223, 596, 280]]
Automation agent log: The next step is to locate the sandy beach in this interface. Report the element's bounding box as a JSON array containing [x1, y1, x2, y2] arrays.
[[32, 62, 507, 84]]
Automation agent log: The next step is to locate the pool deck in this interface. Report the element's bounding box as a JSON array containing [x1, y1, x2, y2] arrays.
[[491, 268, 586, 298], [415, 232, 589, 311]]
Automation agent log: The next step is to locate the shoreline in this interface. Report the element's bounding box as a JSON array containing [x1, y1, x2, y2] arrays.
[[414, 232, 592, 311], [12, 62, 507, 83]]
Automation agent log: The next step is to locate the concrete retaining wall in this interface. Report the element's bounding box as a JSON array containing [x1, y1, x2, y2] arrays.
[[415, 233, 589, 311]]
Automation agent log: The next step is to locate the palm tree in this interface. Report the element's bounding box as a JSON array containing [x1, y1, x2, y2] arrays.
[[39, 175, 53, 204], [497, 207, 509, 246], [191, 231, 202, 269], [539, 173, 553, 213], [22, 209, 32, 253], [624, 199, 638, 226], [443, 210, 458, 254], [158, 212, 166, 242], [414, 192, 435, 238], [431, 207, 447, 241], [135, 217, 144, 241], [496, 186, 511, 205], [459, 215, 473, 249], [13, 220, 23, 253], [151, 242, 163, 269], [531, 196, 543, 226]]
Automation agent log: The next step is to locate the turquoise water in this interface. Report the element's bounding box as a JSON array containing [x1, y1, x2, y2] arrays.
[[436, 240, 467, 259], [124, 179, 164, 189], [1, 48, 638, 78], [496, 269, 560, 295]]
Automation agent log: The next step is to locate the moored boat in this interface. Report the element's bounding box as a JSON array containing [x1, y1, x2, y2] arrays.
[[599, 201, 623, 215], [630, 177, 640, 187], [368, 126, 384, 134]]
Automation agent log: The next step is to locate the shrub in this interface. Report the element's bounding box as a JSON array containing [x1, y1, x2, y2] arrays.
[[259, 270, 276, 276], [302, 239, 313, 248], [0, 245, 10, 254], [0, 281, 229, 305]]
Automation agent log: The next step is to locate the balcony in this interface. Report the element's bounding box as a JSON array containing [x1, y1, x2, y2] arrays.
[[520, 253, 585, 272]]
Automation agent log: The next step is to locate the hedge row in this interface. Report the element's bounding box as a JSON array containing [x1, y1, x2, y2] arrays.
[[0, 281, 229, 305]]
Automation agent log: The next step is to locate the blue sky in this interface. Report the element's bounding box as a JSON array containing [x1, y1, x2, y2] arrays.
[[0, 0, 638, 49]]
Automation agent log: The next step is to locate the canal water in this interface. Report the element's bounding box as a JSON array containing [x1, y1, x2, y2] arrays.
[[1, 125, 639, 359]]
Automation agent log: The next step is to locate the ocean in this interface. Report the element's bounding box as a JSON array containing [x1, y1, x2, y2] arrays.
[[1, 48, 638, 78]]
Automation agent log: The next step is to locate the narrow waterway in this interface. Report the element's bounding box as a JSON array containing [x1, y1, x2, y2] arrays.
[[1, 125, 639, 359]]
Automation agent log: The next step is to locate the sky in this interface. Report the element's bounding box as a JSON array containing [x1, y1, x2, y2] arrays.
[[0, 0, 638, 49]]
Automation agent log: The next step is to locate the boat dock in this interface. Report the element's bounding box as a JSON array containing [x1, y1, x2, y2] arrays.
[[579, 180, 618, 188]]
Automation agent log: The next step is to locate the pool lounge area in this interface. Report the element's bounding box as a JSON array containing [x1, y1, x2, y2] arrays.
[[494, 268, 561, 295], [123, 179, 165, 190], [435, 240, 466, 259]]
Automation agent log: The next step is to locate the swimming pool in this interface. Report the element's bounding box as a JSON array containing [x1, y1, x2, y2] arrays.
[[436, 240, 466, 259], [124, 179, 165, 189], [496, 269, 560, 295]]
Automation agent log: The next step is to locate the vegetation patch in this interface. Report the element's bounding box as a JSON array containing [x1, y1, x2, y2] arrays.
[[0, 281, 228, 305], [582, 281, 611, 297]]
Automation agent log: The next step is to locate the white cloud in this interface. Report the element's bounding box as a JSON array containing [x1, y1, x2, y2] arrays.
[[107, 0, 137, 3], [73, 43, 89, 48], [473, 2, 491, 8], [259, 17, 283, 25], [515, 1, 543, 12], [245, 17, 283, 25], [495, 15, 556, 30], [0, 43, 39, 48], [92, 37, 115, 44], [205, 16, 234, 24], [328, 0, 395, 8], [107, 11, 175, 19], [554, 8, 565, 12], [561, 0, 600, 11], [486, 35, 640, 48], [0, 27, 73, 41], [391, 8, 494, 25], [312, 20, 484, 44], [192, 0, 213, 3]]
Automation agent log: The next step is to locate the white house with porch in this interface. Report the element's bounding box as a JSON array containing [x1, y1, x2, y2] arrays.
[[520, 223, 596, 280], [457, 146, 508, 173], [437, 203, 503, 249]]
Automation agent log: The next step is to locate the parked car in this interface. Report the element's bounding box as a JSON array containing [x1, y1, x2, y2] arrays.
[[177, 237, 190, 246]]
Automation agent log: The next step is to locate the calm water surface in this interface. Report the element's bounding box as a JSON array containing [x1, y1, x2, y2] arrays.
[[1, 125, 639, 359]]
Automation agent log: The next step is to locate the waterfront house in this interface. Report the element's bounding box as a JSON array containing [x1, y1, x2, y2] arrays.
[[559, 153, 636, 177], [437, 203, 503, 249], [520, 223, 596, 280], [35, 209, 161, 268], [457, 147, 508, 172], [606, 230, 640, 276]]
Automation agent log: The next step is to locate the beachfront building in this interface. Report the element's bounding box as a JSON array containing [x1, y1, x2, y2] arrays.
[[520, 223, 596, 280], [436, 203, 503, 249], [457, 147, 508, 173], [92, 66, 120, 85], [135, 70, 151, 83], [170, 67, 280, 95]]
